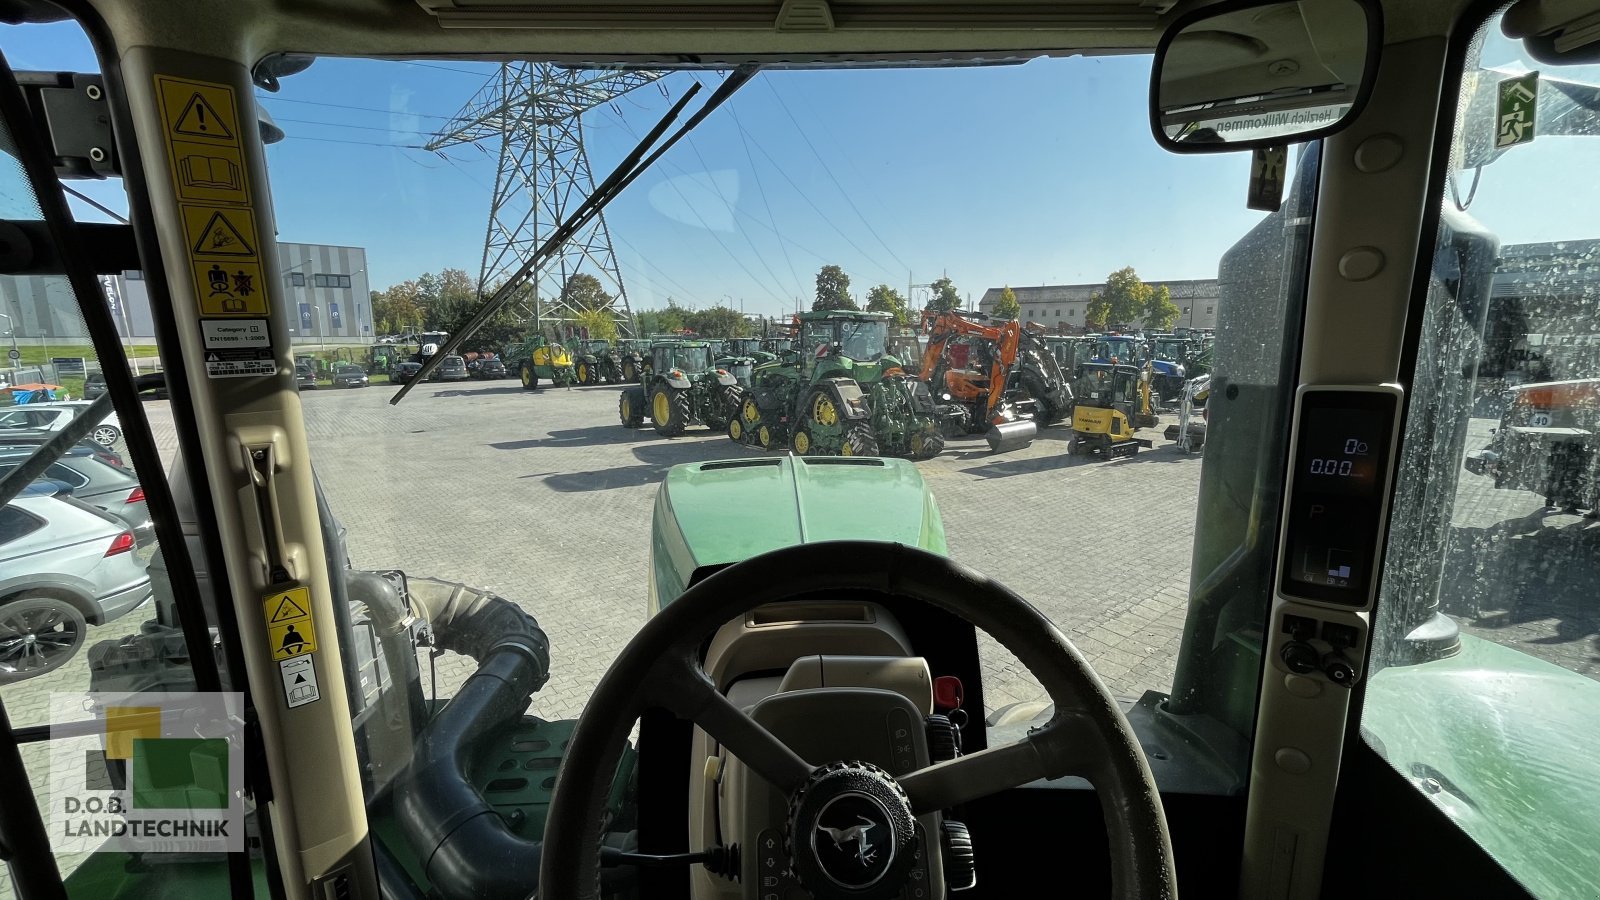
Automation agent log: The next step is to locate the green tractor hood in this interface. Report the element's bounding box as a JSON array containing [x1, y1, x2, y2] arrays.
[[1363, 634, 1600, 898], [648, 455, 947, 612]]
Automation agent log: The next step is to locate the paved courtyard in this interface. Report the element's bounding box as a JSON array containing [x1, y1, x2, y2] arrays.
[[2, 379, 1597, 897]]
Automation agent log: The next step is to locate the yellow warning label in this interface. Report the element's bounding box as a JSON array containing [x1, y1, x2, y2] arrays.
[[268, 618, 318, 661], [155, 74, 270, 325], [192, 258, 268, 315], [262, 587, 317, 661], [265, 590, 310, 624], [171, 139, 246, 206], [183, 205, 258, 257], [155, 77, 240, 146]]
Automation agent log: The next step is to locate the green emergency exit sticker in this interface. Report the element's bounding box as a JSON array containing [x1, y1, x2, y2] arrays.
[[1495, 71, 1538, 149]]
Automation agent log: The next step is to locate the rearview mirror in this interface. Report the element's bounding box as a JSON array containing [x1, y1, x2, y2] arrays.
[[1151, 0, 1380, 152]]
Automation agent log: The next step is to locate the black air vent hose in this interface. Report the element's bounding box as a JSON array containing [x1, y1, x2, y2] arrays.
[[373, 576, 553, 900]]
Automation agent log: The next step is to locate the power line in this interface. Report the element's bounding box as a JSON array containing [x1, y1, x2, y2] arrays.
[[727, 101, 802, 297], [398, 60, 499, 77], [257, 94, 456, 120], [278, 134, 425, 149], [740, 119, 900, 283], [763, 78, 912, 276], [682, 126, 794, 301], [609, 107, 787, 307], [273, 116, 439, 136]]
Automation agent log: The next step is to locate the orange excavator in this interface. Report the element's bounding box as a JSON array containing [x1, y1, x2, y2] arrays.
[[917, 310, 1073, 451]]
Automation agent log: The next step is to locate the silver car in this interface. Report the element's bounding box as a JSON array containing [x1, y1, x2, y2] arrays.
[[0, 445, 154, 546], [0, 494, 153, 682], [0, 400, 123, 447]]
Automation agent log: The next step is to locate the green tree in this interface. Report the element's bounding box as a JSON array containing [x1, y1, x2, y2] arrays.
[[372, 281, 422, 334], [1086, 267, 1153, 330], [559, 273, 615, 311], [993, 285, 1021, 320], [635, 299, 688, 336], [1143, 284, 1181, 331], [864, 284, 910, 325], [685, 306, 750, 338], [574, 306, 618, 342], [925, 275, 961, 313], [813, 265, 857, 311]]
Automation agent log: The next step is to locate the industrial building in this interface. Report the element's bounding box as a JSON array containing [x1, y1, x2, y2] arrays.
[[976, 279, 1222, 331], [2, 241, 371, 346]]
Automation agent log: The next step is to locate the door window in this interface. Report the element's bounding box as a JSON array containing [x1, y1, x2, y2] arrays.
[[0, 21, 246, 900], [1363, 14, 1600, 898]]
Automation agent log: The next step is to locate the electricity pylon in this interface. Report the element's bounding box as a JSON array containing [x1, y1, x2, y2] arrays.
[[427, 64, 664, 335]]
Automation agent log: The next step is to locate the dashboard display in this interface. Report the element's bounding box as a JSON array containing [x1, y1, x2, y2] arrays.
[[1279, 389, 1400, 606]]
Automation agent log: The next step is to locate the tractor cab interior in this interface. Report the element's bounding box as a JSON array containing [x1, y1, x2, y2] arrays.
[[3, 1, 1600, 900]]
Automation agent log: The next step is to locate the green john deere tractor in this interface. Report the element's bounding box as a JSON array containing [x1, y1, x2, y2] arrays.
[[572, 339, 625, 385], [618, 340, 743, 436], [728, 309, 943, 458], [713, 337, 773, 388]]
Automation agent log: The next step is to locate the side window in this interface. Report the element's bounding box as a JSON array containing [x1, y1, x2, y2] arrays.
[[1363, 17, 1600, 899], [0, 22, 246, 900], [0, 504, 43, 544]]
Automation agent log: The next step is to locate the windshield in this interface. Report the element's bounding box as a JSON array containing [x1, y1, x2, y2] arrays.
[[1097, 337, 1140, 361], [244, 56, 1305, 786], [1153, 340, 1186, 362], [0, 42, 1327, 891], [659, 346, 711, 374], [837, 319, 889, 362]]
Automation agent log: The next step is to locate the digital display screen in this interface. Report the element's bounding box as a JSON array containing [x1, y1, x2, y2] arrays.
[[1279, 390, 1399, 606]]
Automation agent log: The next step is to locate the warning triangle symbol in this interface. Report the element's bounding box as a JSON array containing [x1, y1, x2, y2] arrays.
[[191, 211, 255, 257], [294, 674, 307, 684], [205, 352, 219, 362], [268, 594, 309, 623], [173, 92, 234, 140]]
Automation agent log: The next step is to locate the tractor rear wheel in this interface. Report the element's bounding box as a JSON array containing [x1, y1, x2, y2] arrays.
[[910, 429, 944, 460], [720, 386, 746, 426], [840, 424, 879, 457], [651, 385, 689, 437], [619, 388, 645, 428], [521, 363, 538, 391]]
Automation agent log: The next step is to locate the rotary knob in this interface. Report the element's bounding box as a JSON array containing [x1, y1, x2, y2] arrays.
[[940, 819, 976, 891]]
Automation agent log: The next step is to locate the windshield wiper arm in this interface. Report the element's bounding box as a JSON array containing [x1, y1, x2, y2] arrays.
[[391, 65, 761, 404]]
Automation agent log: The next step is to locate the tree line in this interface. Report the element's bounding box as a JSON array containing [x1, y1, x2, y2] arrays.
[[810, 264, 963, 324]]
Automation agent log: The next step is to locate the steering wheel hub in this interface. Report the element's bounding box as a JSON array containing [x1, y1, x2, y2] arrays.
[[786, 761, 917, 900]]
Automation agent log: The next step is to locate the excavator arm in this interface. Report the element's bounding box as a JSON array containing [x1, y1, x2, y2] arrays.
[[919, 311, 1020, 422]]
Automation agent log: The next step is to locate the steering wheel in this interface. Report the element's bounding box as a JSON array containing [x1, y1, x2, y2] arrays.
[[540, 541, 1176, 899]]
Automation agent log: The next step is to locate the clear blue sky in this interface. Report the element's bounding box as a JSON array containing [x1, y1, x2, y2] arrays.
[[7, 20, 1600, 320]]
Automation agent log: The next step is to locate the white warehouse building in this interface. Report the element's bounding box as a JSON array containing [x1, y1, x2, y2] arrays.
[[3, 241, 372, 345], [977, 279, 1221, 331]]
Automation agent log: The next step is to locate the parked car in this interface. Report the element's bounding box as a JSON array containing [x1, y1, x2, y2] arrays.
[[432, 354, 470, 382], [0, 400, 123, 447], [0, 494, 153, 683], [332, 364, 369, 389], [82, 372, 108, 400], [0, 427, 125, 467], [469, 357, 507, 380], [390, 361, 423, 384], [295, 360, 317, 390], [0, 445, 154, 546]]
